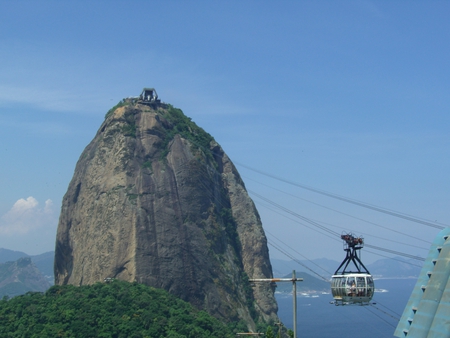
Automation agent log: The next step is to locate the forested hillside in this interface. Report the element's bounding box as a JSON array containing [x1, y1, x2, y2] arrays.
[[0, 280, 241, 337]]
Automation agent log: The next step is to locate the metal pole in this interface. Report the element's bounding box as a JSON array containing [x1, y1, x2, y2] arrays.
[[293, 270, 297, 338], [275, 322, 282, 338], [248, 273, 303, 337]]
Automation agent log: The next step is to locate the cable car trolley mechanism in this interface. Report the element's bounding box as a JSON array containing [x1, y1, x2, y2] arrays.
[[331, 233, 374, 306]]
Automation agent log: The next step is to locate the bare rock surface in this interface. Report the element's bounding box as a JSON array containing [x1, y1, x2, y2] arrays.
[[54, 101, 278, 328]]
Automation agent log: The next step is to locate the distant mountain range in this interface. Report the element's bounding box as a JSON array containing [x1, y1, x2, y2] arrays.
[[0, 248, 422, 298], [273, 271, 330, 294], [0, 248, 32, 264], [0, 248, 54, 298], [0, 257, 51, 298]]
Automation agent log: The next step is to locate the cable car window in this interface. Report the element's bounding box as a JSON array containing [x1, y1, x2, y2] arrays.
[[347, 277, 356, 296], [367, 276, 374, 297], [356, 277, 365, 287], [337, 278, 345, 297], [356, 277, 366, 296]]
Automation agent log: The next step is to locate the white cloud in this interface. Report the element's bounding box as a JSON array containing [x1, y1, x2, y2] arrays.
[[0, 197, 56, 235]]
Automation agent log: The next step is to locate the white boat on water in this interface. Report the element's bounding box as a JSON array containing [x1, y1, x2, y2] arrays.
[[375, 288, 388, 293]]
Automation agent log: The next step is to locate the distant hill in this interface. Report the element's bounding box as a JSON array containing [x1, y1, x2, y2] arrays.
[[0, 257, 51, 298], [0, 248, 54, 286], [367, 257, 421, 278], [274, 272, 330, 294], [271, 258, 338, 279], [0, 248, 29, 263], [30, 251, 54, 284]]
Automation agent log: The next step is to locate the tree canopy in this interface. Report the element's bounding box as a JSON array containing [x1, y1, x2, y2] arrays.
[[0, 280, 237, 337]]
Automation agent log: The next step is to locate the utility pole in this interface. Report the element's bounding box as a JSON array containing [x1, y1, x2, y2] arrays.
[[275, 322, 283, 338], [249, 270, 303, 338]]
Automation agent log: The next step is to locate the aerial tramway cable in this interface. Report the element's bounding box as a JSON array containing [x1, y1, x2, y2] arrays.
[[243, 174, 432, 246], [253, 193, 428, 267], [260, 197, 424, 267], [248, 189, 341, 237], [266, 229, 333, 277], [235, 162, 447, 230], [363, 249, 423, 267], [267, 238, 330, 282], [255, 199, 342, 243], [191, 156, 428, 265], [249, 189, 427, 262], [188, 137, 444, 229], [164, 145, 427, 269], [364, 306, 397, 329], [364, 244, 425, 261], [374, 300, 402, 319]]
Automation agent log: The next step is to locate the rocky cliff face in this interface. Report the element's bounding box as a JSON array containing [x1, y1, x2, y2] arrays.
[[54, 100, 278, 328]]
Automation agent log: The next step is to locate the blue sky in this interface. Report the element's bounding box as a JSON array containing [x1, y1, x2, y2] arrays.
[[0, 1, 449, 269]]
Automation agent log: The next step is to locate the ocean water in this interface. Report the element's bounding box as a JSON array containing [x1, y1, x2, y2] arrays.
[[275, 278, 416, 338]]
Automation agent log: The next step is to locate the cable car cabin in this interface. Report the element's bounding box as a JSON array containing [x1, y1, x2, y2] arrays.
[[331, 274, 374, 305], [331, 233, 374, 305]]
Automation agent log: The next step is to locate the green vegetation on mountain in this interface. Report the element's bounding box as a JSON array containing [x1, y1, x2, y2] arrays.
[[161, 105, 214, 151], [0, 280, 238, 337], [105, 100, 129, 119], [154, 104, 215, 162], [105, 100, 214, 154]]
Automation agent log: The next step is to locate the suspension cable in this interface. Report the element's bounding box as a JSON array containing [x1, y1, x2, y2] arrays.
[[266, 230, 333, 276], [364, 306, 397, 328], [267, 240, 330, 282], [364, 249, 423, 268], [364, 244, 425, 261], [250, 189, 426, 262], [248, 189, 340, 237], [375, 300, 402, 319], [255, 199, 342, 243], [236, 162, 447, 230], [243, 175, 432, 246]]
